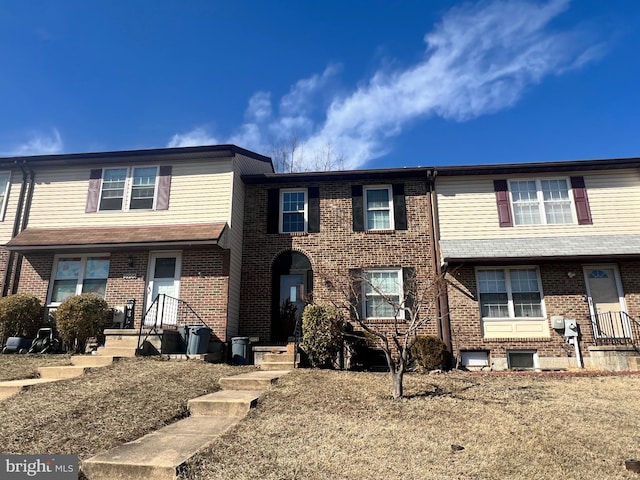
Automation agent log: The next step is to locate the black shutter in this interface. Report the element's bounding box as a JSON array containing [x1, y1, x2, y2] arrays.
[[493, 179, 513, 227], [570, 176, 593, 225], [308, 187, 320, 233], [267, 188, 280, 234], [85, 169, 102, 213], [351, 185, 364, 232], [392, 183, 407, 230]]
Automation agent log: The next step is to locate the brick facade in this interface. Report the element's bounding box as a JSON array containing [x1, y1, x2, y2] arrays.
[[240, 176, 439, 343], [447, 261, 640, 367], [16, 248, 231, 341]]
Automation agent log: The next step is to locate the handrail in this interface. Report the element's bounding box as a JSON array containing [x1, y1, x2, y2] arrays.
[[292, 313, 303, 368], [591, 311, 640, 352]]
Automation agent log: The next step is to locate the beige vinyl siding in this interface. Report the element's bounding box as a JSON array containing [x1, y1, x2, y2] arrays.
[[483, 319, 550, 338], [0, 169, 24, 243], [27, 160, 235, 228], [224, 154, 273, 338], [437, 169, 640, 239]]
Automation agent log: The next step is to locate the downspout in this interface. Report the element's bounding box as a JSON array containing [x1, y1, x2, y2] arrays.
[[2, 161, 29, 297], [427, 169, 452, 352], [11, 162, 35, 294]]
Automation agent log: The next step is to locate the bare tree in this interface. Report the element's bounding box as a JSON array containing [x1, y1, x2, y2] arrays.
[[270, 137, 345, 173], [320, 265, 447, 399]]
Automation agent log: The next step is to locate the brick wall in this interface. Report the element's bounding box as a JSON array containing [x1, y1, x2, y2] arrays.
[[446, 261, 640, 363], [240, 177, 438, 342], [16, 248, 230, 341]]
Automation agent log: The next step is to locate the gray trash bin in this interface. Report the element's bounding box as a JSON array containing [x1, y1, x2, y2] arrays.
[[187, 326, 211, 355], [231, 337, 250, 365]]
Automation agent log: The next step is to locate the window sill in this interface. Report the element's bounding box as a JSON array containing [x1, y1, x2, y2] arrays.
[[482, 317, 546, 322], [276, 232, 308, 236], [363, 229, 395, 234]]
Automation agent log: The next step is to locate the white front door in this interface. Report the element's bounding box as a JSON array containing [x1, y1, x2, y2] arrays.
[[145, 252, 181, 326], [583, 265, 629, 339]]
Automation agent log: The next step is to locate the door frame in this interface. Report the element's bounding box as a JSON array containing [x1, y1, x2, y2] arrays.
[[145, 251, 182, 318], [582, 264, 628, 339]]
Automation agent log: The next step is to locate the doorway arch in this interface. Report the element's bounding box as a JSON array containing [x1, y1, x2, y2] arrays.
[[271, 250, 313, 342]]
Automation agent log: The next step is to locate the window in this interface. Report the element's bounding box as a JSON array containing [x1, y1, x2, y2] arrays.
[[507, 350, 538, 370], [363, 269, 403, 319], [477, 268, 543, 319], [364, 186, 394, 230], [49, 255, 110, 305], [279, 189, 307, 233], [0, 171, 11, 221], [509, 178, 573, 225], [98, 166, 159, 211]]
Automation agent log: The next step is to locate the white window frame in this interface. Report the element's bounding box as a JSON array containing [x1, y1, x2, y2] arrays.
[[279, 188, 308, 234], [507, 350, 539, 370], [362, 268, 404, 320], [47, 254, 111, 307], [98, 166, 159, 212], [476, 267, 546, 320], [0, 171, 11, 222], [364, 185, 394, 231], [508, 177, 577, 226]]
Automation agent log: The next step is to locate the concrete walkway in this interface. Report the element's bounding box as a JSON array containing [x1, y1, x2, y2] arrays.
[[82, 369, 290, 480]]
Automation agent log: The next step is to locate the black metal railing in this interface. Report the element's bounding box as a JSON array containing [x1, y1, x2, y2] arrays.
[[292, 314, 303, 368], [136, 294, 210, 353], [591, 311, 640, 350]]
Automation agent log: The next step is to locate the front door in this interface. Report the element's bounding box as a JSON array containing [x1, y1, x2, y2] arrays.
[[145, 252, 181, 327], [583, 265, 629, 339], [279, 274, 306, 338]]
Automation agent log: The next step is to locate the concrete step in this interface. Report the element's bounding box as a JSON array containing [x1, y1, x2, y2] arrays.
[[0, 378, 60, 400], [629, 356, 640, 371], [219, 370, 290, 390], [70, 355, 115, 367], [82, 415, 242, 480], [261, 361, 295, 371], [263, 352, 295, 363], [96, 346, 137, 358], [38, 366, 88, 379], [188, 390, 262, 417], [103, 337, 141, 349]]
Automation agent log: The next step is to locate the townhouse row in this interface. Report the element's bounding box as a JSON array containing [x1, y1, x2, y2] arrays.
[[0, 145, 638, 370]]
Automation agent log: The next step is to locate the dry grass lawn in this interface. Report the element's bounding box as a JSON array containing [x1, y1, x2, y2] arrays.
[[1, 356, 640, 479], [0, 354, 72, 381], [180, 370, 640, 480]]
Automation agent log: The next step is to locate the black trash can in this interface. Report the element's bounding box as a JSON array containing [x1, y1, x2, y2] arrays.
[[177, 326, 189, 354], [231, 337, 250, 365], [187, 326, 211, 355]]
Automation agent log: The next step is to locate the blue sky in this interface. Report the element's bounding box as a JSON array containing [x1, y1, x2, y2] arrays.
[[0, 0, 639, 170]]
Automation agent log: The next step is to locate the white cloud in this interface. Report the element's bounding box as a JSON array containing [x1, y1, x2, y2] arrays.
[[167, 127, 218, 148], [168, 0, 602, 170], [5, 129, 64, 156]]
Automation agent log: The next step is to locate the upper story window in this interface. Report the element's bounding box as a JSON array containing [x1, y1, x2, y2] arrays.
[[48, 255, 110, 306], [0, 171, 11, 221], [363, 268, 404, 319], [510, 179, 573, 225], [86, 166, 171, 214], [99, 167, 158, 211], [364, 186, 394, 230], [477, 267, 544, 319], [280, 189, 307, 233], [494, 176, 592, 227]]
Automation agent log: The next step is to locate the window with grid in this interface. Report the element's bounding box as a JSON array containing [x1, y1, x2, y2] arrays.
[[477, 268, 543, 319], [363, 269, 403, 319], [99, 166, 158, 211], [364, 186, 394, 230], [0, 171, 11, 221], [510, 178, 573, 225], [49, 255, 110, 305], [280, 190, 307, 233]]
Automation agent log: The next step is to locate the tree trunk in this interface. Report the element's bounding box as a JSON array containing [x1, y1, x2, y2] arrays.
[[391, 370, 404, 399]]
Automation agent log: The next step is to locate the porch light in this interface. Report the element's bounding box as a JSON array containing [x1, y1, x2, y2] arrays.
[[567, 271, 576, 279], [127, 255, 135, 267]]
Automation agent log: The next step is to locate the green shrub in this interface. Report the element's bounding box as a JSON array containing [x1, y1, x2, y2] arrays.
[[55, 294, 111, 353], [411, 335, 450, 371], [302, 303, 345, 368], [0, 293, 43, 344]]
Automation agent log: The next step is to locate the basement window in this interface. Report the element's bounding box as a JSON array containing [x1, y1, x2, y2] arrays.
[[507, 350, 538, 370]]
